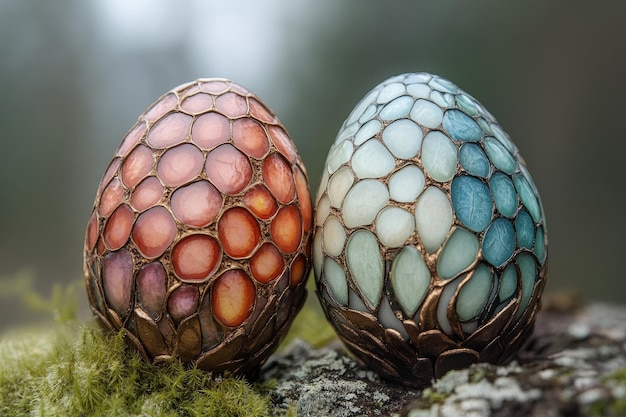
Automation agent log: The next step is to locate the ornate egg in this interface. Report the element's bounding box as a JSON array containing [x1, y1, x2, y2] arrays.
[[84, 79, 313, 375], [314, 73, 547, 387]]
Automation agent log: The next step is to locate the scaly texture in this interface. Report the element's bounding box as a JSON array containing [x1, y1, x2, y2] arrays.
[[314, 72, 548, 387], [84, 78, 313, 376]]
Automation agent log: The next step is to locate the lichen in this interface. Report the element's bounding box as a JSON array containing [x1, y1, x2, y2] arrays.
[[261, 339, 420, 416], [400, 363, 546, 416]]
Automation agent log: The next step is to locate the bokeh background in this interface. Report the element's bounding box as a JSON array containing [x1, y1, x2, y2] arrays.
[[1, 1, 625, 332]]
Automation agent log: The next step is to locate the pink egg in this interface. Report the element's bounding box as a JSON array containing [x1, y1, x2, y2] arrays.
[[84, 79, 313, 375]]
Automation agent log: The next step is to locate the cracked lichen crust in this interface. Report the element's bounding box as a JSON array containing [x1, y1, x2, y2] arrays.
[[400, 303, 626, 417], [314, 72, 548, 387], [261, 340, 420, 416], [264, 302, 626, 417]]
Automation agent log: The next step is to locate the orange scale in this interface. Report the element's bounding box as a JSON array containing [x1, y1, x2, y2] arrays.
[[167, 285, 200, 324], [103, 204, 135, 250], [268, 125, 297, 163], [215, 92, 248, 118], [130, 177, 163, 211], [116, 121, 147, 158], [232, 118, 270, 159], [102, 249, 134, 318], [211, 269, 256, 327], [143, 93, 178, 124], [263, 153, 295, 204], [248, 98, 276, 124], [172, 234, 221, 282], [131, 206, 177, 258], [99, 158, 121, 193], [86, 211, 99, 252], [181, 93, 214, 114], [289, 254, 308, 286], [192, 112, 230, 149], [270, 205, 302, 254], [250, 243, 285, 284], [200, 80, 229, 95], [157, 144, 204, 187], [146, 112, 193, 148], [171, 181, 223, 228], [205, 144, 252, 194], [218, 207, 261, 259], [294, 166, 313, 232], [99, 177, 125, 217], [243, 184, 278, 220], [121, 145, 153, 188]]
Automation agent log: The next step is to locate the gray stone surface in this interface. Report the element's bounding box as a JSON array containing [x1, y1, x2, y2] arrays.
[[262, 340, 421, 416], [261, 301, 626, 417]]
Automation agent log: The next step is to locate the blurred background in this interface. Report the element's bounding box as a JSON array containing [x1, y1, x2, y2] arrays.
[[1, 1, 625, 332]]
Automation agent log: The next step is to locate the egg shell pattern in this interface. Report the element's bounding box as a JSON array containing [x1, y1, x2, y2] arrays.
[[314, 72, 547, 388], [84, 79, 312, 376]]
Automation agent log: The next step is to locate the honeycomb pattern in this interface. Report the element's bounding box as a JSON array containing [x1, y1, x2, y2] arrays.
[[85, 79, 312, 375], [314, 73, 548, 387]]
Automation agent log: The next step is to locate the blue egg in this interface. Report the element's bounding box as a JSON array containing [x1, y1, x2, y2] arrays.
[[313, 72, 548, 387]]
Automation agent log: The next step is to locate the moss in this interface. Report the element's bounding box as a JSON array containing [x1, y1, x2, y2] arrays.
[[588, 366, 626, 416], [0, 322, 286, 416], [0, 276, 333, 416], [0, 272, 80, 324], [468, 366, 487, 384], [420, 388, 448, 404], [605, 366, 626, 385], [588, 398, 626, 417]]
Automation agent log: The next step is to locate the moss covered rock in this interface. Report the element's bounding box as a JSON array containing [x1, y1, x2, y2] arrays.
[[2, 290, 626, 416]]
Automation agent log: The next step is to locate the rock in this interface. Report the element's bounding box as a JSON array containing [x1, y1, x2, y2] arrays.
[[261, 340, 421, 416], [261, 301, 626, 416]]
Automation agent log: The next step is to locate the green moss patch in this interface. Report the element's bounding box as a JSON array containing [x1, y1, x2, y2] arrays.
[[588, 366, 626, 416], [0, 321, 295, 417], [0, 277, 319, 416]]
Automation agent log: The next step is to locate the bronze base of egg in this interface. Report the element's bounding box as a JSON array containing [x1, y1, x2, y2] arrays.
[[317, 265, 547, 388], [84, 78, 313, 376]]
